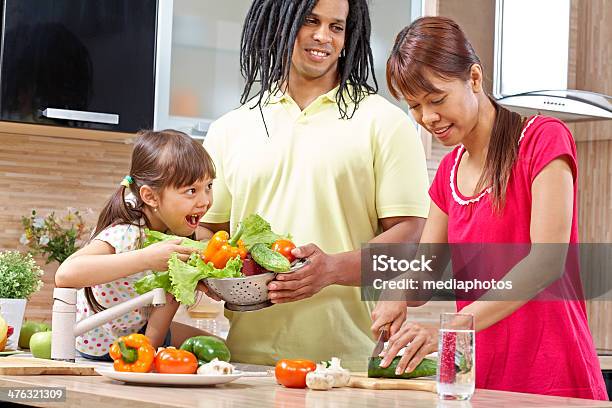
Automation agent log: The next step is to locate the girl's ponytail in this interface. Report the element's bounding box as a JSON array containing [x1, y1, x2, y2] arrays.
[[93, 179, 145, 240]]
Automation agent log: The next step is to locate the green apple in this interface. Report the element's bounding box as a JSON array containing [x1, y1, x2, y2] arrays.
[[29, 331, 52, 359], [19, 321, 51, 349]]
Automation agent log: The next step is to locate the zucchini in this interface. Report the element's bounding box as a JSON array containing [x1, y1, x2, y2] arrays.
[[367, 356, 437, 379]]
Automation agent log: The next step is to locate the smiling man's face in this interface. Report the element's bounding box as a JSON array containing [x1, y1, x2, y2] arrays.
[[290, 0, 349, 83]]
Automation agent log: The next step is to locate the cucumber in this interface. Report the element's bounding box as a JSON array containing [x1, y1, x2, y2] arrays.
[[250, 243, 291, 272], [367, 356, 438, 379]]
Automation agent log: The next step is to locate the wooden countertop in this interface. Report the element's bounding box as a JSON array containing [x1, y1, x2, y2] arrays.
[[0, 374, 610, 408]]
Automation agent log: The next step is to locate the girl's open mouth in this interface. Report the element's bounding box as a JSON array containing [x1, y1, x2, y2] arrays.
[[185, 213, 203, 228]]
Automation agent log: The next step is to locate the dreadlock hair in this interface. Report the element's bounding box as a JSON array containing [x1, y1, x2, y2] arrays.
[[239, 0, 378, 120]]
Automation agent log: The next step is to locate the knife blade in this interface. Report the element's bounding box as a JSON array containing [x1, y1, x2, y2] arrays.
[[371, 323, 390, 357]]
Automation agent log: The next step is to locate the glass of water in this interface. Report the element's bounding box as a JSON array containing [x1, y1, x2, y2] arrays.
[[437, 313, 475, 400]]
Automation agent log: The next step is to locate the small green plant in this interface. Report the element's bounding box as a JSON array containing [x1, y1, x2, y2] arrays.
[[20, 208, 89, 264], [0, 251, 44, 299]]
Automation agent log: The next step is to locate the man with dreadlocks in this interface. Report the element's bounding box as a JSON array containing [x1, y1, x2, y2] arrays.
[[200, 0, 429, 370]]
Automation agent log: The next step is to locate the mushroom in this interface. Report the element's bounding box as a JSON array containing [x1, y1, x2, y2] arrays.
[[306, 363, 334, 391]]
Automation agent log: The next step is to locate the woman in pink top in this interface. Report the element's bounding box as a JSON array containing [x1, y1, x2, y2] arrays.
[[370, 17, 607, 400]]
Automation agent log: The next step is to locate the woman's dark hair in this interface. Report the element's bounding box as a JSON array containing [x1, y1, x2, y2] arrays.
[[85, 129, 216, 312], [239, 0, 377, 120], [387, 16, 524, 210]]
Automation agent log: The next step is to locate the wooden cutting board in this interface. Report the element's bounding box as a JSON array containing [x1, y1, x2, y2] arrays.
[[0, 357, 99, 376], [349, 373, 436, 392]]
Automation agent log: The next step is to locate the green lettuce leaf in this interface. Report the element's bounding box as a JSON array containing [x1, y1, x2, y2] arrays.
[[143, 229, 207, 251], [166, 253, 243, 305], [167, 253, 208, 305], [239, 214, 288, 249], [209, 256, 243, 278], [134, 271, 172, 295]]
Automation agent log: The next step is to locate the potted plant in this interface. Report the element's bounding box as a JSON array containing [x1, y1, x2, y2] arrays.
[[20, 208, 88, 264], [14, 208, 90, 350], [0, 251, 43, 350]]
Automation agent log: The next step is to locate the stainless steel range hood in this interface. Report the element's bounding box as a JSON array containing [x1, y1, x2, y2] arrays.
[[493, 0, 612, 122]]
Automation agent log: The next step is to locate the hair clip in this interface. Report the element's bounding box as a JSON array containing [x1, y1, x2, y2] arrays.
[[120, 175, 134, 188]]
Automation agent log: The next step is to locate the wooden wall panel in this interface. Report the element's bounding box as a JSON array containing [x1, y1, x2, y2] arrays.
[[0, 130, 132, 321], [570, 0, 612, 352], [437, 0, 495, 94], [577, 141, 612, 243], [576, 139, 612, 350]]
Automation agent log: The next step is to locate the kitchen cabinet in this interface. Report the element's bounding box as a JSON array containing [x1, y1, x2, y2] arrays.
[[154, 0, 423, 138], [0, 0, 157, 133]]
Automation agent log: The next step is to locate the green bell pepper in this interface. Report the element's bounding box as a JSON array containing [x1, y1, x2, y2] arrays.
[[179, 336, 231, 366]]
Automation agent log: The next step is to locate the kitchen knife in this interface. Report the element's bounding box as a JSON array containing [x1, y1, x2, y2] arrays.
[[371, 323, 390, 358]]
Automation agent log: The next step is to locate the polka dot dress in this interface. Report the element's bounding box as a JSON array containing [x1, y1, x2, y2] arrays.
[[75, 222, 151, 356]]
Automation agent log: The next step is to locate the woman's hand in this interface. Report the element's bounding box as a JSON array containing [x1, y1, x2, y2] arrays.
[[379, 322, 438, 375], [141, 239, 198, 271], [371, 300, 408, 339]]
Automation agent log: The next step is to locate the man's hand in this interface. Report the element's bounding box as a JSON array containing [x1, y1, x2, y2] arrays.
[[267, 243, 337, 304]]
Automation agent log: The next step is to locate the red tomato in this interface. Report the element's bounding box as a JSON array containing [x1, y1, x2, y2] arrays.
[[271, 239, 296, 263], [275, 359, 316, 388], [154, 347, 198, 374]]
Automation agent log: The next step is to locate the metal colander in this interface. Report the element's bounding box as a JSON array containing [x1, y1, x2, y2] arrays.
[[204, 259, 309, 312], [204, 273, 276, 312]]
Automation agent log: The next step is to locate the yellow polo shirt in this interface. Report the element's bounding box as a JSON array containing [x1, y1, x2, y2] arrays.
[[202, 86, 429, 370]]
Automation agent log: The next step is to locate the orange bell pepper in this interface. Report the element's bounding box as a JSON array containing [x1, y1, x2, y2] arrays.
[[109, 333, 155, 373], [202, 231, 230, 263], [202, 229, 247, 269], [209, 244, 241, 269]]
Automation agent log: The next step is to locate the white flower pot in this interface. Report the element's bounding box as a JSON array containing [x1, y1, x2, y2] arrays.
[[0, 298, 27, 350]]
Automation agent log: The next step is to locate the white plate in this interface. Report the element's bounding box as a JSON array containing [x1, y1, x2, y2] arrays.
[[0, 349, 25, 356], [95, 368, 243, 386]]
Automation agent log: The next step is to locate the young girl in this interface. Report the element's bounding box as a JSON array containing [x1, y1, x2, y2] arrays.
[[370, 17, 608, 400], [55, 129, 216, 361]]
